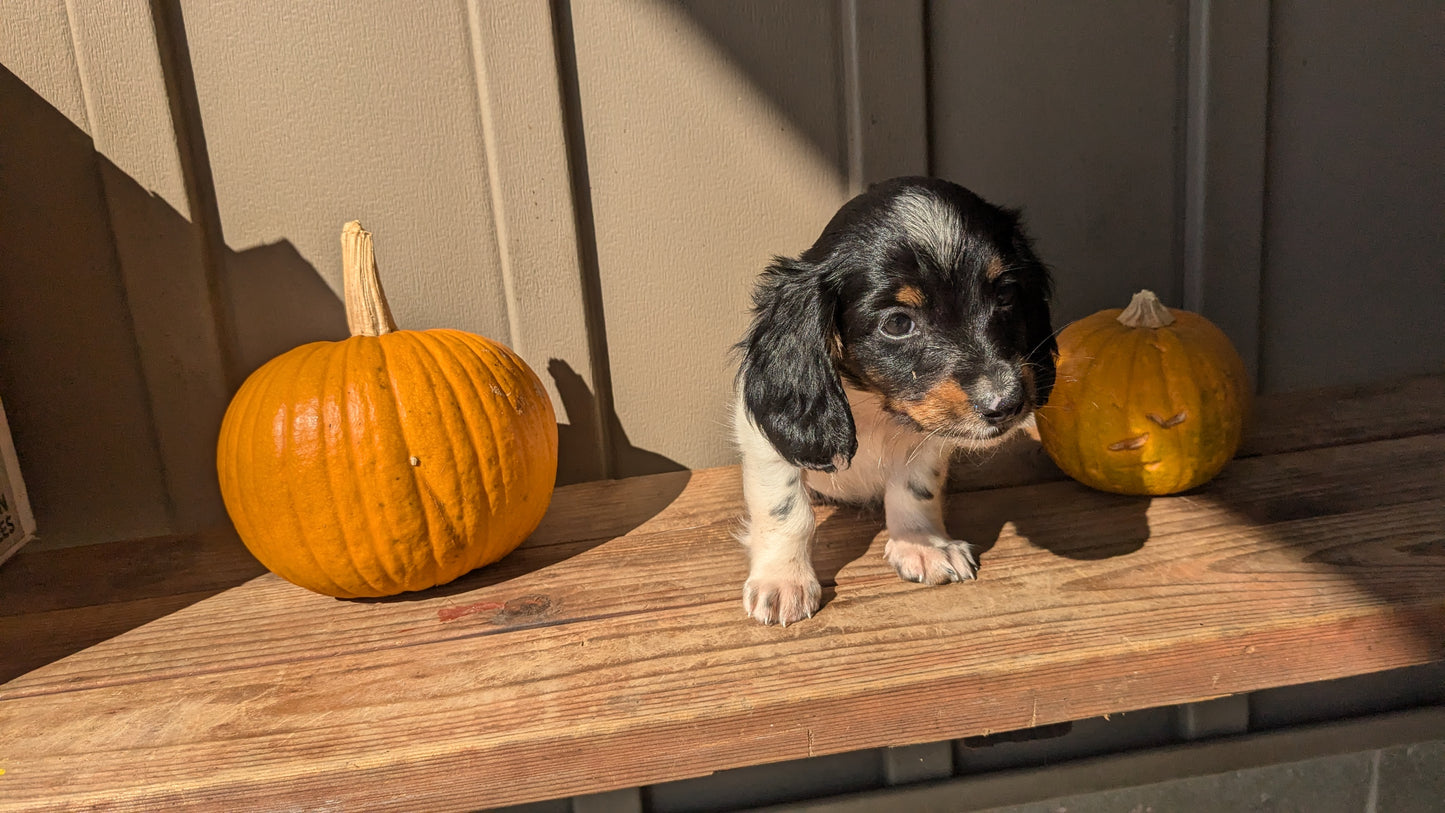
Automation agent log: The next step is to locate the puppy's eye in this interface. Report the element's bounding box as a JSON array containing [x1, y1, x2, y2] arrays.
[[997, 285, 1019, 310], [880, 312, 915, 338]]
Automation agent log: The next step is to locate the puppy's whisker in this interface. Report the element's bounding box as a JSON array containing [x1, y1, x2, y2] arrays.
[[905, 427, 945, 466], [1026, 323, 1070, 358]]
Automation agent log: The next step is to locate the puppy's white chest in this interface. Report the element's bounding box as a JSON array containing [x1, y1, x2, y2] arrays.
[[803, 388, 946, 504]]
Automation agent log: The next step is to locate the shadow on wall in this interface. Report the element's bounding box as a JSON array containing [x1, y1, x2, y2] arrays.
[[0, 62, 688, 680], [0, 62, 346, 550], [0, 62, 681, 553], [672, 0, 851, 180], [551, 359, 685, 482]]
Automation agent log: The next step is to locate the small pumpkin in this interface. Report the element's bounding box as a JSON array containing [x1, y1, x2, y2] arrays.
[[1035, 290, 1250, 496], [216, 222, 558, 598]]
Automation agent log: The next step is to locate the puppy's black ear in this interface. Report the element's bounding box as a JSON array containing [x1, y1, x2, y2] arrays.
[[739, 258, 857, 471], [1009, 219, 1058, 407]]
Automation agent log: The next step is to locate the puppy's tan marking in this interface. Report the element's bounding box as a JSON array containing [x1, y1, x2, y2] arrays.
[[986, 256, 1006, 280], [900, 379, 974, 429], [895, 285, 925, 307]]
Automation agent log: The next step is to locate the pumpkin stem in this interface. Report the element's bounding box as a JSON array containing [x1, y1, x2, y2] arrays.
[[1117, 289, 1176, 329], [342, 221, 398, 337]]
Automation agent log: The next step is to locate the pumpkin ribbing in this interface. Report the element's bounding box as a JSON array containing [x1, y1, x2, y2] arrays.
[[216, 222, 557, 597], [1035, 290, 1250, 496]]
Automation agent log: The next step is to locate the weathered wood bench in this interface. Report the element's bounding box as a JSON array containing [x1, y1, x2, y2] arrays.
[[2, 375, 1442, 811]]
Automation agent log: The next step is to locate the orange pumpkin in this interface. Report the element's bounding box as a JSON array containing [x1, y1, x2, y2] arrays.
[[1035, 290, 1250, 496], [216, 222, 557, 597]]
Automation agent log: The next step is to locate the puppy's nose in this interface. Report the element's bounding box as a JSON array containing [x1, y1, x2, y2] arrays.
[[973, 379, 1027, 425]]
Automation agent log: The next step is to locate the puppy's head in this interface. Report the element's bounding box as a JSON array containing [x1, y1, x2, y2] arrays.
[[740, 177, 1056, 471]]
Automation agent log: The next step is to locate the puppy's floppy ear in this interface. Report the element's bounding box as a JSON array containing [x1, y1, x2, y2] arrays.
[[1008, 216, 1058, 406], [738, 257, 857, 471]]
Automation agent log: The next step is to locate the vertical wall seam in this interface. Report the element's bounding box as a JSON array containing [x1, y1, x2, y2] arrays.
[[1182, 0, 1211, 314], [149, 0, 243, 393], [64, 0, 178, 529], [59, 0, 96, 135], [461, 0, 524, 354], [1254, 1, 1278, 392], [838, 0, 865, 196], [921, 0, 937, 178], [550, 0, 617, 479]]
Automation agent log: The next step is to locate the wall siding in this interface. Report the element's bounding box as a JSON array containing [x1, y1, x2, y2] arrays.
[[1, 0, 1441, 543], [929, 0, 1190, 328], [567, 0, 852, 474], [1259, 0, 1445, 392]]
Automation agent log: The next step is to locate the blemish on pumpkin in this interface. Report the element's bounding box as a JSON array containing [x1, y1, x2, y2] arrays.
[[409, 456, 420, 466], [437, 601, 504, 622], [1147, 411, 1188, 428], [1108, 433, 1149, 451]]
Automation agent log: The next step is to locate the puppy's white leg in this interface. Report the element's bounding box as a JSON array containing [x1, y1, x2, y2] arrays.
[[883, 444, 978, 585], [736, 405, 820, 626]]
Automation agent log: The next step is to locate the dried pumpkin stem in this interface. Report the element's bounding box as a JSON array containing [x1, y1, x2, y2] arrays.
[[1117, 289, 1176, 329], [341, 221, 398, 337]]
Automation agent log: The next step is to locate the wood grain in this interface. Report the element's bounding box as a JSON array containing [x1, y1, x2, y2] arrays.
[[0, 377, 1442, 811]]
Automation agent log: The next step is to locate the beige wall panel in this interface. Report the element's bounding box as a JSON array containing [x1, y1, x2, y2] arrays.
[[930, 0, 1187, 325], [0, 66, 173, 547], [1, 2, 228, 547], [178, 1, 512, 375], [0, 0, 88, 130], [572, 0, 851, 473], [68, 0, 232, 534], [67, 1, 189, 212], [852, 0, 929, 186], [1259, 1, 1445, 392], [464, 0, 607, 483], [1181, 0, 1269, 384]]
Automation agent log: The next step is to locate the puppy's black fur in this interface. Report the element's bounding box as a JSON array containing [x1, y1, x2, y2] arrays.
[[739, 177, 1056, 471]]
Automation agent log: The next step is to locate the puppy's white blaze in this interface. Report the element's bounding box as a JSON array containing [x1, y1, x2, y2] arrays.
[[893, 189, 966, 268]]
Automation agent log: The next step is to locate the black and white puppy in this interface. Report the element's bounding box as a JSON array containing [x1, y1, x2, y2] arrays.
[[735, 176, 1057, 625]]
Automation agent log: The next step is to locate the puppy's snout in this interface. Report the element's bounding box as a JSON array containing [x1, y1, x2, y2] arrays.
[[976, 391, 1025, 425], [972, 373, 1027, 426]]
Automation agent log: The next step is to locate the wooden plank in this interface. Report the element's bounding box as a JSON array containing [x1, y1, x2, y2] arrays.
[[0, 527, 266, 682], [3, 433, 1439, 698], [1242, 373, 1445, 456], [0, 430, 1440, 810]]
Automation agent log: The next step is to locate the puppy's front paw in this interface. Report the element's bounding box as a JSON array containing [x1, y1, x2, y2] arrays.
[[884, 536, 979, 585], [743, 568, 821, 626]]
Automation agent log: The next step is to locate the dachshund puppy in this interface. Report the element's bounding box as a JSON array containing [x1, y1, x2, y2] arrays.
[[735, 176, 1056, 625]]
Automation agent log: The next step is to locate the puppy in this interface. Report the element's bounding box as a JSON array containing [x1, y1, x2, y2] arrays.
[[735, 176, 1056, 625]]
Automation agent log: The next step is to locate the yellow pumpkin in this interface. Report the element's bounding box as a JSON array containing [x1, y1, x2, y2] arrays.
[[216, 222, 557, 597], [1035, 290, 1250, 496]]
